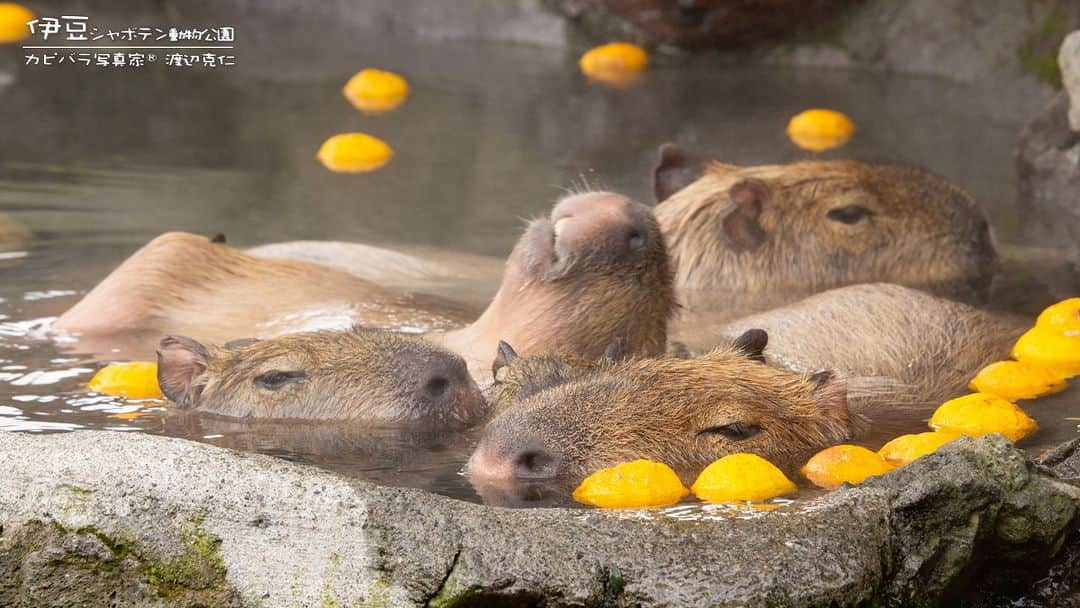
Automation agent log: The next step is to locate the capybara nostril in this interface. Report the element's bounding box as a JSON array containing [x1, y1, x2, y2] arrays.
[[513, 447, 560, 479], [422, 375, 450, 400]]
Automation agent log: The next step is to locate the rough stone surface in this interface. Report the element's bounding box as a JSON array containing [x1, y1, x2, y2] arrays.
[[0, 431, 1077, 607], [541, 0, 857, 50], [1017, 92, 1080, 250], [1062, 30, 1080, 131]]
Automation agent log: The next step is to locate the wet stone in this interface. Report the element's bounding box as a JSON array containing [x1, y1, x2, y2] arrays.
[[0, 431, 1076, 606]]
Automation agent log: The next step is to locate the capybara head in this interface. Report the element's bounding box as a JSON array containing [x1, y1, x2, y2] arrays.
[[485, 340, 614, 417], [156, 327, 487, 428], [468, 192, 674, 364], [653, 144, 997, 301], [468, 333, 852, 484]]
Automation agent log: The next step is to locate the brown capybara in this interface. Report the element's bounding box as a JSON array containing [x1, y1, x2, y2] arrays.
[[467, 336, 852, 484], [434, 191, 673, 377], [156, 327, 487, 427], [653, 144, 998, 316], [56, 191, 675, 381], [709, 283, 1027, 407], [484, 340, 608, 419]]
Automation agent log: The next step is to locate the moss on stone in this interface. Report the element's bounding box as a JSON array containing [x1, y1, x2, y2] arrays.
[[1017, 1, 1070, 87], [143, 515, 232, 602], [362, 578, 392, 608]]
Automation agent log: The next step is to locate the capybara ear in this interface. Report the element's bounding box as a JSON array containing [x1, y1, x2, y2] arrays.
[[722, 178, 769, 251], [809, 370, 851, 429], [731, 329, 768, 363], [602, 337, 623, 362], [209, 233, 227, 244], [492, 340, 519, 382], [223, 337, 259, 350], [157, 335, 209, 407], [653, 142, 705, 203]]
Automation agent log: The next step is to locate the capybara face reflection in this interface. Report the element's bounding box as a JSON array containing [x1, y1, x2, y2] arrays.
[[468, 339, 853, 484], [473, 191, 673, 363], [156, 328, 487, 428], [654, 147, 997, 304]]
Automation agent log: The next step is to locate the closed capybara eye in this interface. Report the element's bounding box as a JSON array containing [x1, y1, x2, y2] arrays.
[[825, 204, 873, 225], [698, 422, 762, 440], [253, 370, 306, 390]]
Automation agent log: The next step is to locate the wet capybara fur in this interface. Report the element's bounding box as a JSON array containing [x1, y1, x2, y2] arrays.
[[468, 334, 852, 484], [716, 283, 1027, 408], [58, 191, 675, 382], [437, 191, 674, 376], [653, 144, 997, 314], [156, 327, 487, 428]]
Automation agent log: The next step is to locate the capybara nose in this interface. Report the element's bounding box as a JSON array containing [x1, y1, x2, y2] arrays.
[[421, 373, 450, 400], [512, 446, 561, 479], [416, 356, 470, 402], [551, 192, 652, 262], [467, 436, 561, 480]]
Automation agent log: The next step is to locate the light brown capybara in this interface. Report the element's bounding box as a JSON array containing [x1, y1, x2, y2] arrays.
[[467, 331, 852, 484], [653, 144, 998, 317], [246, 147, 998, 322], [711, 283, 1026, 407], [57, 191, 675, 381], [156, 328, 487, 428]]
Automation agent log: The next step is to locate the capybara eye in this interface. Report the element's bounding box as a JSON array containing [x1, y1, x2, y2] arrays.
[[253, 370, 306, 390], [698, 422, 762, 440], [627, 230, 645, 251], [826, 205, 874, 225]]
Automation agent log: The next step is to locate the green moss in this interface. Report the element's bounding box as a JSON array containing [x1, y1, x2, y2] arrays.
[[319, 553, 344, 608], [1017, 1, 1069, 87], [48, 520, 133, 564], [143, 516, 229, 599], [362, 578, 392, 608]]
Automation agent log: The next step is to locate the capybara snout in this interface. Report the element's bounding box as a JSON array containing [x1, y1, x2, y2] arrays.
[[549, 192, 656, 267], [156, 327, 488, 427]]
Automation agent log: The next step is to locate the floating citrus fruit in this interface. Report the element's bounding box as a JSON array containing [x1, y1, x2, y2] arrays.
[[969, 360, 1068, 401], [1035, 298, 1080, 334], [317, 133, 393, 173], [800, 445, 895, 490], [929, 393, 1038, 442], [579, 42, 648, 87], [572, 459, 688, 508], [0, 3, 33, 44], [878, 431, 963, 467], [342, 69, 409, 114], [1012, 326, 1080, 379], [691, 453, 797, 503], [786, 109, 856, 152], [88, 361, 163, 399]]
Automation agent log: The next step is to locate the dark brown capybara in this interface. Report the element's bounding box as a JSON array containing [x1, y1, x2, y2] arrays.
[[156, 327, 487, 428], [57, 191, 675, 381], [653, 144, 998, 316], [467, 332, 852, 484]]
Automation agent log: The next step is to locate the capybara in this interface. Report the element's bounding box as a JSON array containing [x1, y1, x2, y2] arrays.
[[56, 191, 675, 381], [156, 327, 487, 427], [653, 144, 998, 315], [468, 337, 852, 484], [713, 283, 1027, 406]]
